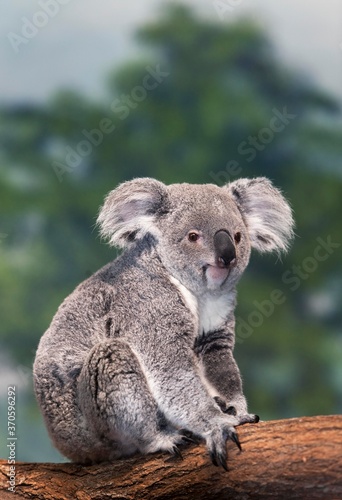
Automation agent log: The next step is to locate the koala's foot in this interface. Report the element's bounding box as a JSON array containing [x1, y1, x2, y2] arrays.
[[143, 430, 188, 458], [206, 422, 241, 471], [214, 396, 259, 426], [79, 341, 191, 461], [236, 413, 260, 425]]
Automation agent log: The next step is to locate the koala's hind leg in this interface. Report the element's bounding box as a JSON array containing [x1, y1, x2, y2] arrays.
[[78, 340, 184, 461]]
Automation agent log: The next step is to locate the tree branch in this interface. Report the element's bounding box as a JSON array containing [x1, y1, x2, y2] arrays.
[[1, 416, 341, 499]]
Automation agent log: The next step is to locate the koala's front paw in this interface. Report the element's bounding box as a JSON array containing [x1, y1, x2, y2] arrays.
[[206, 421, 241, 471], [214, 396, 259, 426]]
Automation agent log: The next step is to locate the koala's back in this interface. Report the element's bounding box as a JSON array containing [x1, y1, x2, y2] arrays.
[[33, 256, 123, 460], [36, 243, 190, 357]]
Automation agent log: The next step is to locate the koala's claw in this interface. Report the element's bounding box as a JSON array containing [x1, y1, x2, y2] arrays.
[[207, 425, 241, 471], [210, 449, 228, 471], [180, 435, 197, 444], [209, 440, 227, 470], [179, 429, 201, 444], [171, 445, 183, 460], [230, 430, 242, 451]]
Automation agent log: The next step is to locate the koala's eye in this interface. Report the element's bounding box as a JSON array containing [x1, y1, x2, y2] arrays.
[[234, 232, 241, 244], [188, 231, 200, 242]]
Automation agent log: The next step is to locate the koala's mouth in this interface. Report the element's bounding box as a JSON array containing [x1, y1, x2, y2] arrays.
[[203, 264, 230, 288]]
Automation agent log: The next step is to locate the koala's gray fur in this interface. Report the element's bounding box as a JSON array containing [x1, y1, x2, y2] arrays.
[[33, 177, 294, 469]]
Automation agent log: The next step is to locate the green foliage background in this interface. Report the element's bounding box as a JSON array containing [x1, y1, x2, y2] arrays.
[[1, 5, 341, 461]]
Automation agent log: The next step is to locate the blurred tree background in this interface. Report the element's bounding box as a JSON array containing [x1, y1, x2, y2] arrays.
[[0, 5, 341, 461]]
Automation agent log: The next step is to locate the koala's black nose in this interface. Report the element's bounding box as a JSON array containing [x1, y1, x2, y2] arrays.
[[214, 230, 236, 268]]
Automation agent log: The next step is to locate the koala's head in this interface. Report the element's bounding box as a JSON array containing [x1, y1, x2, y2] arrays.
[[97, 177, 294, 296]]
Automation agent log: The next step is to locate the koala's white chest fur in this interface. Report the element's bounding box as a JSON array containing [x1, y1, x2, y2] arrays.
[[198, 294, 235, 333], [169, 275, 235, 335]]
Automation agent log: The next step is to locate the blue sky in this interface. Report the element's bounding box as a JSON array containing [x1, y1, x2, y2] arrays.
[[1, 0, 342, 105]]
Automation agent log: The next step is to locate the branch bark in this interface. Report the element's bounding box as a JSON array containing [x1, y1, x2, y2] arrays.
[[1, 415, 341, 500]]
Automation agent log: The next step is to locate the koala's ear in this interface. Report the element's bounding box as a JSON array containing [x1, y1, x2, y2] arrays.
[[97, 178, 169, 248], [226, 177, 294, 253]]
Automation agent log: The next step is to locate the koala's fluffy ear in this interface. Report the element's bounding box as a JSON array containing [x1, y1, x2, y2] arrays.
[[226, 177, 294, 253], [97, 178, 169, 248]]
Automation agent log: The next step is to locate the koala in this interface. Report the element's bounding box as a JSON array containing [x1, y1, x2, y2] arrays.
[[33, 177, 294, 470]]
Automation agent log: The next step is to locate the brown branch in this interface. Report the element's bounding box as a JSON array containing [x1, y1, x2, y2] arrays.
[[1, 416, 341, 500]]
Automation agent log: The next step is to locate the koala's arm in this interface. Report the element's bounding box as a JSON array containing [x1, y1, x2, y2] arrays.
[[195, 314, 258, 424], [135, 329, 237, 434]]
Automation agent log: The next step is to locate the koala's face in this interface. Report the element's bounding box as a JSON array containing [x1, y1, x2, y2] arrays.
[[155, 184, 251, 294], [97, 177, 294, 297]]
